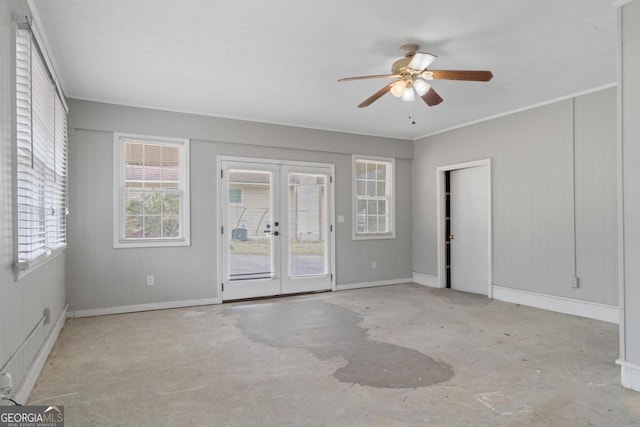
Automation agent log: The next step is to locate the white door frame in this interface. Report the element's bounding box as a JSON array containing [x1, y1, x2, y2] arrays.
[[216, 155, 336, 300], [436, 159, 493, 297]]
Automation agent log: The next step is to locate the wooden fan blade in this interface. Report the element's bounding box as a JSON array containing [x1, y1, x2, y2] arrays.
[[338, 74, 399, 82], [358, 82, 394, 108], [421, 87, 443, 107], [427, 70, 493, 81]]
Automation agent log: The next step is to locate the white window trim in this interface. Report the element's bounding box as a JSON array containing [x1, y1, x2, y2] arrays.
[[352, 155, 396, 240], [113, 133, 191, 248]]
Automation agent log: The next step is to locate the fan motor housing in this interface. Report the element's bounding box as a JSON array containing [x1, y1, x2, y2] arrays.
[[391, 57, 412, 75]]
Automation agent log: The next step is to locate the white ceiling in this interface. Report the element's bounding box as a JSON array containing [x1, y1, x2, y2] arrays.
[[32, 0, 617, 140]]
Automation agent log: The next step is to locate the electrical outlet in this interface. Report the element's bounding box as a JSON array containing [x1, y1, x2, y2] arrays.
[[372, 261, 377, 269], [146, 275, 154, 286], [570, 276, 579, 288]]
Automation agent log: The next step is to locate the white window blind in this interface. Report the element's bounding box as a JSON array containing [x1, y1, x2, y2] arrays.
[[15, 27, 68, 271]]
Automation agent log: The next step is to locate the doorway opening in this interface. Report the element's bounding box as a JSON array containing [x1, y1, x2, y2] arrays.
[[444, 170, 452, 288]]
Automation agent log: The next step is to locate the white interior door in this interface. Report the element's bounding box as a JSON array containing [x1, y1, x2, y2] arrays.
[[449, 165, 490, 295], [220, 160, 333, 300]]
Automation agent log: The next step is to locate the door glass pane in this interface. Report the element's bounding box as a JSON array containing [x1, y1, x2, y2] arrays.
[[227, 169, 273, 281], [288, 173, 326, 276]]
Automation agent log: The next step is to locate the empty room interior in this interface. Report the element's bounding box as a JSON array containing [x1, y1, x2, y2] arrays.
[[2, 0, 640, 425]]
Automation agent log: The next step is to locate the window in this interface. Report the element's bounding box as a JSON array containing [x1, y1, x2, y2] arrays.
[[14, 26, 68, 274], [229, 188, 242, 204], [113, 134, 190, 248], [353, 156, 395, 239]]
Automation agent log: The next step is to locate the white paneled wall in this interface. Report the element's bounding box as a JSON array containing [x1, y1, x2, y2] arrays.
[[574, 90, 617, 306], [492, 101, 575, 297], [66, 100, 414, 312], [413, 87, 618, 306]]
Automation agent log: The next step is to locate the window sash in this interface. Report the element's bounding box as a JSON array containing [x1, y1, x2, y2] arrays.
[[15, 28, 68, 269], [114, 134, 190, 247], [352, 157, 395, 239]]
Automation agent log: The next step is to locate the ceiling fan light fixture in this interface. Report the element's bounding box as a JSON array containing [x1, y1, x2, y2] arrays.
[[390, 80, 406, 97], [412, 78, 430, 96], [338, 44, 493, 108], [401, 84, 416, 102]]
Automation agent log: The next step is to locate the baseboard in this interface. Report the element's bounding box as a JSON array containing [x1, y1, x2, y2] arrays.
[[13, 304, 68, 404], [617, 359, 640, 392], [67, 297, 221, 318], [492, 286, 619, 324], [337, 278, 413, 291], [412, 272, 442, 288]]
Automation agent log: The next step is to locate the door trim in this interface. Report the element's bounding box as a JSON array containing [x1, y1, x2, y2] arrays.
[[216, 156, 336, 300], [436, 159, 492, 297]]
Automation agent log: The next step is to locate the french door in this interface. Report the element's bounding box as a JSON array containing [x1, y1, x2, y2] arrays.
[[219, 158, 334, 300]]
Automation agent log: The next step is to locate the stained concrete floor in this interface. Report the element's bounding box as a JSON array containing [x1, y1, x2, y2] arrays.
[[29, 283, 640, 426]]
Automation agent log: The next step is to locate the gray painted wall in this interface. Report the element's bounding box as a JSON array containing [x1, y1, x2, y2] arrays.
[[66, 100, 413, 311], [621, 1, 640, 365], [0, 1, 66, 398], [413, 87, 617, 306]]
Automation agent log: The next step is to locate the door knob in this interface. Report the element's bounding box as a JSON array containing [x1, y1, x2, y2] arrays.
[[449, 234, 455, 240], [272, 231, 279, 236], [274, 221, 279, 227]]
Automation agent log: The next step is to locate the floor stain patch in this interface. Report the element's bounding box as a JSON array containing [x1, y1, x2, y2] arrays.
[[227, 299, 453, 388]]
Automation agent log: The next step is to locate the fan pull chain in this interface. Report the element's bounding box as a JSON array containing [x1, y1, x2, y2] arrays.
[[408, 102, 416, 125]]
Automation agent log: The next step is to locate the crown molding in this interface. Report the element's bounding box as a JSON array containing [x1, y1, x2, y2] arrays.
[[612, 0, 636, 7]]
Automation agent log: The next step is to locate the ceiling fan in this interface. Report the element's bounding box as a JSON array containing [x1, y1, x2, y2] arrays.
[[338, 44, 493, 108]]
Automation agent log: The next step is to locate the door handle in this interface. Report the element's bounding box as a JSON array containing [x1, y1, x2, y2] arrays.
[[272, 231, 279, 236], [449, 234, 455, 240], [274, 221, 279, 227]]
